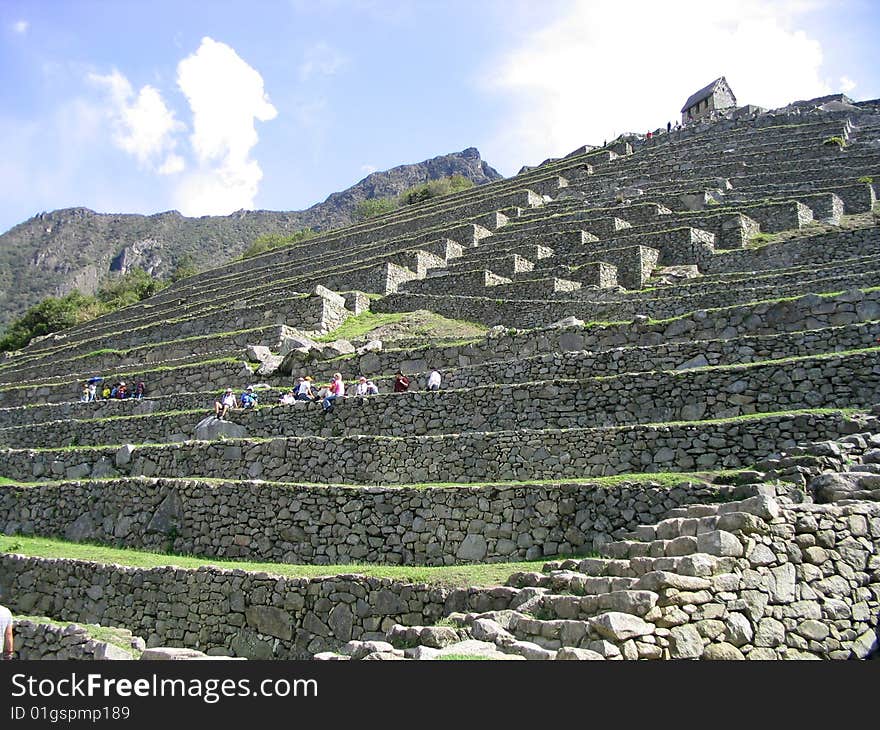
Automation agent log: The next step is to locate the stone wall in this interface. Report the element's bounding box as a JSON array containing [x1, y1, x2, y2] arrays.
[[374, 269, 880, 328], [0, 359, 250, 409], [3, 349, 878, 448], [16, 292, 345, 366], [0, 325, 291, 385], [3, 492, 878, 660], [1, 410, 869, 484], [703, 228, 880, 275], [11, 619, 141, 660], [0, 477, 736, 565], [0, 553, 494, 658]]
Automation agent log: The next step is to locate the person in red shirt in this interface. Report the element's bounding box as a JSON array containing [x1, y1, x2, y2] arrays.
[[393, 371, 410, 392]]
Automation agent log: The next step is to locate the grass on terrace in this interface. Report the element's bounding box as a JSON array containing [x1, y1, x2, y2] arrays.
[[0, 470, 744, 491], [315, 309, 487, 346], [0, 534, 549, 588], [13, 614, 143, 658], [2, 406, 861, 454]]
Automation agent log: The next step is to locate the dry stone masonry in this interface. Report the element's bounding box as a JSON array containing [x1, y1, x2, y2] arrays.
[[0, 92, 879, 659]]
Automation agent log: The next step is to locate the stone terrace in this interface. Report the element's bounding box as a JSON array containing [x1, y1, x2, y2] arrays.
[[0, 95, 879, 660]]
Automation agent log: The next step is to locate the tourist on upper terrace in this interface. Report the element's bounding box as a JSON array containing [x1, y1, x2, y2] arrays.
[[365, 379, 379, 395], [240, 386, 258, 409], [115, 382, 129, 399], [134, 381, 146, 399], [87, 381, 98, 402], [322, 373, 344, 413], [393, 371, 410, 392], [295, 376, 317, 402], [355, 376, 370, 396], [214, 387, 237, 420], [79, 383, 90, 402], [427, 369, 441, 391], [279, 389, 296, 405]]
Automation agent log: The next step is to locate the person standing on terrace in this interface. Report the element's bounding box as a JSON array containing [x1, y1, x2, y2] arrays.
[[0, 588, 14, 660]]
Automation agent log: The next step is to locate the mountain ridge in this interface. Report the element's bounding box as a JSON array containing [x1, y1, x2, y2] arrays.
[[0, 147, 502, 329]]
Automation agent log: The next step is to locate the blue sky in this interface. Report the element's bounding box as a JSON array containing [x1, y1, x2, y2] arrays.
[[0, 0, 878, 234]]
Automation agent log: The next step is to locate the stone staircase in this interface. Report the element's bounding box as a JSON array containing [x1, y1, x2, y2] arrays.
[[328, 486, 879, 660]]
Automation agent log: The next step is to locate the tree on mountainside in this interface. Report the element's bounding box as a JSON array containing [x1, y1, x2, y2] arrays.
[[96, 268, 166, 309], [0, 267, 169, 352], [0, 291, 98, 351]]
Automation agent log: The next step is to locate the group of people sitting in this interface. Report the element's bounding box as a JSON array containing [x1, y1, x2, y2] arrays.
[[79, 379, 146, 402], [214, 385, 259, 420], [212, 368, 443, 419]]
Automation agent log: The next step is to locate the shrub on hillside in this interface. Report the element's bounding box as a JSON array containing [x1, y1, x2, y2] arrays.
[[353, 197, 399, 222], [399, 175, 474, 206]]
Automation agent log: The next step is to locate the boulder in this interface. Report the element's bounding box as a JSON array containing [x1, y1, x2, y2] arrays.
[[115, 444, 135, 468], [278, 347, 313, 375], [356, 340, 383, 355], [139, 647, 211, 660], [193, 416, 247, 441], [590, 612, 654, 641], [319, 340, 355, 358], [146, 489, 184, 536], [256, 355, 284, 377], [551, 316, 584, 329], [279, 332, 320, 356], [93, 642, 136, 660], [555, 647, 605, 660], [808, 472, 860, 502], [246, 345, 272, 363]]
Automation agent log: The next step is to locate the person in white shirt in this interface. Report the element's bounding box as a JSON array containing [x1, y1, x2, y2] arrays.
[[296, 377, 316, 402], [427, 369, 442, 391], [365, 380, 379, 395], [0, 589, 14, 660], [355, 376, 369, 396], [214, 387, 238, 420]]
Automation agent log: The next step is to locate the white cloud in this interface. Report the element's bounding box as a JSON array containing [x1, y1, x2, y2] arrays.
[[89, 69, 185, 172], [840, 76, 857, 93], [174, 37, 277, 216], [158, 154, 185, 175], [12, 20, 28, 34], [481, 0, 832, 172], [299, 42, 349, 81]]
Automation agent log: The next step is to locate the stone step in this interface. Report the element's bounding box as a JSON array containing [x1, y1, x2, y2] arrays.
[[602, 529, 745, 559], [543, 552, 733, 578], [535, 588, 659, 620], [625, 509, 773, 542], [508, 610, 658, 655], [506, 570, 637, 594]]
